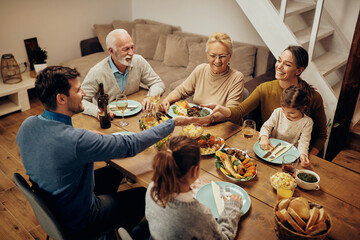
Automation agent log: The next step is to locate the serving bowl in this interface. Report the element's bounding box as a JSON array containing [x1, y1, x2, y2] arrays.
[[295, 169, 320, 190]]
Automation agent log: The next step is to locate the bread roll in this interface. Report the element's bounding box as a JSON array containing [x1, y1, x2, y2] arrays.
[[288, 197, 310, 220], [288, 207, 307, 228], [283, 209, 306, 234], [306, 207, 320, 231], [306, 221, 327, 235]]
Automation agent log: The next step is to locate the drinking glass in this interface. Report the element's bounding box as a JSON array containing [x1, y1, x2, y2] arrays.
[[116, 94, 128, 126], [282, 154, 299, 177], [277, 184, 295, 201], [148, 88, 161, 113], [242, 119, 256, 153]]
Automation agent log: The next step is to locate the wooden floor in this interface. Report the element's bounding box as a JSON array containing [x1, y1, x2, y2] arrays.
[[0, 92, 359, 239]]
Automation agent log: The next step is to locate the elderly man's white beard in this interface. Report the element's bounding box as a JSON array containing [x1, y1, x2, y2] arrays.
[[114, 51, 132, 66]]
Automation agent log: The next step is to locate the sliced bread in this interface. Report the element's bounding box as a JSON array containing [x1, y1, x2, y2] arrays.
[[288, 197, 310, 220], [306, 207, 320, 231], [306, 221, 328, 235], [276, 209, 288, 224], [316, 208, 328, 223], [288, 206, 307, 229], [283, 209, 306, 234]]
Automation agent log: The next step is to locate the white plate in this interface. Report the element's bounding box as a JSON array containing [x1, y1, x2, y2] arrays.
[[253, 139, 299, 164], [215, 148, 257, 182], [109, 100, 142, 117], [168, 103, 212, 118], [200, 137, 225, 156], [196, 181, 251, 218]]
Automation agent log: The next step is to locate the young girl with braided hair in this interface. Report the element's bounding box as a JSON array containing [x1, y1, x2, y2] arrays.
[[259, 85, 313, 167], [145, 136, 242, 240]]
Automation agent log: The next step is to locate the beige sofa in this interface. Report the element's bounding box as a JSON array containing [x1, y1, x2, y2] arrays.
[[62, 19, 275, 95]]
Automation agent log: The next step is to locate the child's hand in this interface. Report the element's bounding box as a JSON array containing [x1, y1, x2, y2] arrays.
[[259, 135, 272, 150], [300, 154, 310, 167]]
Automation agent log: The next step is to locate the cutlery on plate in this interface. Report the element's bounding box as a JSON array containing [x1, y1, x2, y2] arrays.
[[110, 105, 139, 111], [262, 142, 281, 158], [269, 144, 293, 161]]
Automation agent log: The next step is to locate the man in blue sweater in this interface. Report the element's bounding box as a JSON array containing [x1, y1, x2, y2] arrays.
[[16, 66, 185, 239]]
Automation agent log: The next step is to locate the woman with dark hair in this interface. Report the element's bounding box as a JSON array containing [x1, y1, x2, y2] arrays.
[[204, 45, 327, 156], [145, 136, 242, 240]]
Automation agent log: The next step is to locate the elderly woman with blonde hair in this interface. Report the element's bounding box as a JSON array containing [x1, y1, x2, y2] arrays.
[[160, 32, 245, 125]]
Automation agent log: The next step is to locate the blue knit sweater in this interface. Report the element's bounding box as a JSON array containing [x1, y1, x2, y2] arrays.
[[16, 110, 174, 234]]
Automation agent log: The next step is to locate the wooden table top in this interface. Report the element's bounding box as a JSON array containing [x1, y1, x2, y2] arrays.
[[72, 90, 360, 240]]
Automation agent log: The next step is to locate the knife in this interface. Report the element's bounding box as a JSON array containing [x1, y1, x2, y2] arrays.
[[262, 142, 281, 158], [110, 105, 139, 111]]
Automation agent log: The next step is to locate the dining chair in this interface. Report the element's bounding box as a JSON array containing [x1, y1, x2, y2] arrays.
[[13, 173, 68, 240]]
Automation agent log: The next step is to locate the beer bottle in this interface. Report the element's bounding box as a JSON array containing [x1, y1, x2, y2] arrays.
[[98, 83, 111, 129]]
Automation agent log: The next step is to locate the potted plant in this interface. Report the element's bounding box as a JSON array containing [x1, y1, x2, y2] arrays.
[[31, 46, 48, 74]]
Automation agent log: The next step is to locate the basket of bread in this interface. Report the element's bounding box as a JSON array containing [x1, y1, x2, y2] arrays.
[[274, 197, 332, 240]]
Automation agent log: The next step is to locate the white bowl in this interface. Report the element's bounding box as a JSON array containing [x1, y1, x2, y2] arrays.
[[295, 169, 320, 190]]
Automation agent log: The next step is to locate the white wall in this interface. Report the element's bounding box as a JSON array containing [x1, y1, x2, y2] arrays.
[[325, 0, 360, 44], [0, 0, 132, 66], [132, 0, 265, 46]]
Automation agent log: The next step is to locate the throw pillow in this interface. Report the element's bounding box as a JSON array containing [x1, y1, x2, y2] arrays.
[[153, 34, 167, 61], [186, 42, 208, 73], [230, 46, 257, 77], [163, 35, 203, 67], [112, 20, 135, 36], [93, 24, 114, 51], [133, 24, 172, 59]]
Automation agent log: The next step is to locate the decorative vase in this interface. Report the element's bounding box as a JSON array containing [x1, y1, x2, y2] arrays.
[[34, 63, 47, 75]]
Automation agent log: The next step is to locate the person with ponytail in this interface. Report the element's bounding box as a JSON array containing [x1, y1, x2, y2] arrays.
[[202, 45, 327, 156], [145, 136, 242, 240]]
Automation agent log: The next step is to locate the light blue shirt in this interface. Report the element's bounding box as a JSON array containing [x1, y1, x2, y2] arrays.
[[109, 56, 132, 92]]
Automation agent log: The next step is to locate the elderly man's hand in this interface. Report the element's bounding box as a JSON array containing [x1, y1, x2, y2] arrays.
[[173, 116, 193, 126], [142, 97, 155, 111], [159, 100, 171, 114]]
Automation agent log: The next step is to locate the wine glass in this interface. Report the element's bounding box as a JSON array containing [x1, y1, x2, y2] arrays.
[[242, 119, 256, 153], [116, 94, 128, 126]]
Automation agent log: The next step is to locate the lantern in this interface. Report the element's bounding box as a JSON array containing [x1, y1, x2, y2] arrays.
[[1, 54, 22, 84]]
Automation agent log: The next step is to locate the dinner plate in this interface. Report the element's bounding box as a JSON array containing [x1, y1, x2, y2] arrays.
[[112, 131, 135, 136], [167, 103, 212, 118], [215, 148, 257, 182], [196, 181, 251, 218], [200, 137, 225, 156], [253, 139, 299, 164], [109, 100, 142, 117]]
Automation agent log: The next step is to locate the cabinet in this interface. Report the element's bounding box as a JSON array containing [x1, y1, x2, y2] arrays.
[[0, 72, 36, 116]]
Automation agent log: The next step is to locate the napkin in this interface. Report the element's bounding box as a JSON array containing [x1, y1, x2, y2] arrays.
[[211, 181, 224, 215], [267, 144, 293, 161]]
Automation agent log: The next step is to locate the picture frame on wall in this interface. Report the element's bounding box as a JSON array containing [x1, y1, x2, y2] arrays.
[[24, 37, 39, 71]]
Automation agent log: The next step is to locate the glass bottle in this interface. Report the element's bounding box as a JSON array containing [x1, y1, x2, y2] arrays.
[[98, 83, 111, 129]]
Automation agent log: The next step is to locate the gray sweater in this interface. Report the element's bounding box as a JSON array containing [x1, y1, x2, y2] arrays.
[[81, 55, 165, 117], [145, 182, 242, 240]]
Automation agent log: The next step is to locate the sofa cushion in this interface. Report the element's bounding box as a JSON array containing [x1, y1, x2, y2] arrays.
[[134, 19, 181, 32], [230, 46, 257, 81], [133, 24, 172, 59], [61, 52, 108, 83], [93, 24, 114, 51], [186, 42, 208, 73], [163, 35, 202, 67], [153, 34, 167, 61], [112, 20, 135, 36]]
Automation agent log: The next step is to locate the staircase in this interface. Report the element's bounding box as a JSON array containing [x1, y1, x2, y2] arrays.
[[235, 0, 355, 156]]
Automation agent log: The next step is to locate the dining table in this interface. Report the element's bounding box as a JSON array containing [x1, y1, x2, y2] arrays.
[[72, 89, 360, 240]]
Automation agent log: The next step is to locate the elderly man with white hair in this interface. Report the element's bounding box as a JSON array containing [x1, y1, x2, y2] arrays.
[[81, 29, 165, 118]]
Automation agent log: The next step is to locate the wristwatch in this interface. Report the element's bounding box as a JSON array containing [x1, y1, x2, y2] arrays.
[[210, 114, 215, 124]]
